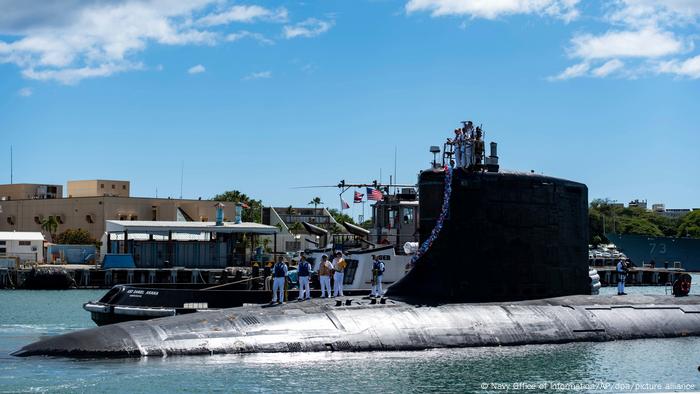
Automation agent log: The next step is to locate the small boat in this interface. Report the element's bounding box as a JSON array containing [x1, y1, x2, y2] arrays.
[[84, 282, 371, 326]]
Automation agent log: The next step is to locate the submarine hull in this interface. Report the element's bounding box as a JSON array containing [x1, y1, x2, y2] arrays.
[[13, 295, 700, 358]]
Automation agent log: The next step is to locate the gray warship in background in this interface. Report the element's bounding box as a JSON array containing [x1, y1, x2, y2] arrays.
[[13, 121, 699, 358]]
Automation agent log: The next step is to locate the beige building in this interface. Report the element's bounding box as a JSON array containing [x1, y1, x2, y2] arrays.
[[0, 184, 62, 201], [68, 179, 130, 197], [0, 180, 237, 242]]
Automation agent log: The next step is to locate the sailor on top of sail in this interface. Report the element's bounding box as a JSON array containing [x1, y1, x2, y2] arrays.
[[271, 258, 288, 304], [297, 257, 311, 301]]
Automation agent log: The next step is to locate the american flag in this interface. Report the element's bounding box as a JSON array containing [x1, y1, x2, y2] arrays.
[[366, 187, 383, 201], [354, 191, 364, 203]]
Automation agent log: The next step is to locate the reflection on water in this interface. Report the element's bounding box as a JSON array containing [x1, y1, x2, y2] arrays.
[[1, 281, 699, 393]]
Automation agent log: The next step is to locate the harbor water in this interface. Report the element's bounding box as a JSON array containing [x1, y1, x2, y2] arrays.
[[1, 279, 699, 393]]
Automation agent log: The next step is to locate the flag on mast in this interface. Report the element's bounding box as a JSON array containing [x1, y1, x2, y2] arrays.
[[366, 187, 383, 201], [341, 198, 350, 210], [354, 191, 364, 203]]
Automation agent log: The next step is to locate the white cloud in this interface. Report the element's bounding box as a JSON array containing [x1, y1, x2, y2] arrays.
[[0, 1, 315, 84], [657, 55, 700, 79], [283, 18, 333, 39], [606, 0, 700, 29], [552, 0, 700, 81], [17, 87, 32, 97], [22, 62, 140, 85], [225, 30, 274, 45], [188, 64, 206, 74], [197, 5, 287, 26], [570, 28, 685, 60], [592, 59, 624, 77], [243, 70, 271, 80], [405, 0, 580, 21], [548, 62, 589, 80]]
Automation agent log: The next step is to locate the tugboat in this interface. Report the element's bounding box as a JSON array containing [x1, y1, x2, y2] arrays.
[[16, 119, 698, 358], [84, 186, 420, 325]]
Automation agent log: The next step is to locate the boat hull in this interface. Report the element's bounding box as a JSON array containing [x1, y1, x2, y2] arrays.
[[607, 233, 700, 272], [14, 294, 700, 358]]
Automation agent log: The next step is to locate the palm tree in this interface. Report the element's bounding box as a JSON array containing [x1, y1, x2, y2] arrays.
[[308, 197, 323, 212], [288, 222, 304, 234], [40, 216, 59, 243]]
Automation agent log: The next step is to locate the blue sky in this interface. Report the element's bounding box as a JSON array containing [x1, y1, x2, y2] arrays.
[[1, 0, 699, 217]]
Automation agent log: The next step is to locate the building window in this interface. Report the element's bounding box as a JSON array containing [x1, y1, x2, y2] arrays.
[[122, 185, 126, 190], [19, 241, 31, 246], [34, 216, 41, 224], [101, 184, 104, 188], [0, 241, 5, 245], [0, 248, 6, 253], [85, 214, 94, 224]]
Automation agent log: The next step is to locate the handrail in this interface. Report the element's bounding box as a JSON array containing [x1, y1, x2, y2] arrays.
[[201, 275, 266, 291]]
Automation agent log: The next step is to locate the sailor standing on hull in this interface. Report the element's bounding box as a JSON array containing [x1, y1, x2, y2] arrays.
[[271, 257, 288, 304], [616, 259, 627, 295], [318, 255, 332, 298], [297, 256, 311, 301], [371, 255, 385, 298], [332, 252, 347, 297]]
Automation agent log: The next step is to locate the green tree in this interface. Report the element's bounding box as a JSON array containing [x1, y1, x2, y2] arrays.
[[288, 222, 304, 234], [677, 211, 700, 238], [327, 208, 355, 225], [212, 190, 263, 223], [56, 228, 99, 245], [40, 216, 59, 243], [308, 197, 323, 211]]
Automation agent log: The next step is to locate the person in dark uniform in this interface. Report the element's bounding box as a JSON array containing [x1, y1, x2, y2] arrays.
[[616, 259, 628, 295]]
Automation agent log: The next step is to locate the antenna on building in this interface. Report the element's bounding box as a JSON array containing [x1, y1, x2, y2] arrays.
[[393, 146, 397, 194], [179, 161, 184, 199]]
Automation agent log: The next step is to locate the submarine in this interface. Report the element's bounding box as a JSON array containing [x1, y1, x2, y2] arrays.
[[13, 125, 699, 358]]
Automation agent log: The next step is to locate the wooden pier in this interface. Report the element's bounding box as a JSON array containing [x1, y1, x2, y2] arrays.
[[0, 265, 249, 289], [593, 266, 689, 287]]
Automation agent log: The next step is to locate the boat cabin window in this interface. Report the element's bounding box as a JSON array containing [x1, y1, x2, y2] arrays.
[[402, 207, 414, 224], [343, 259, 358, 285]]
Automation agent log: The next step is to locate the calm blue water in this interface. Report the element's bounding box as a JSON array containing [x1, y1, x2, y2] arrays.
[[1, 281, 699, 393]]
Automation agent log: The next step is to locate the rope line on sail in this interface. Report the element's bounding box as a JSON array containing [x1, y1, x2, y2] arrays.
[[411, 166, 453, 264]]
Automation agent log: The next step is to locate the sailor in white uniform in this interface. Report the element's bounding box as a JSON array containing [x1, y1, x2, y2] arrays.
[[271, 257, 288, 304], [371, 255, 385, 297], [332, 252, 347, 297], [297, 256, 311, 301]]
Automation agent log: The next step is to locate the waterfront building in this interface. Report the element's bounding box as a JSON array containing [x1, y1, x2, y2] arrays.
[[0, 231, 44, 263], [0, 180, 237, 242], [104, 220, 278, 268]]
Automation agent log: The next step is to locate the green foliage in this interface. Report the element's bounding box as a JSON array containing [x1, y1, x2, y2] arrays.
[[40, 216, 59, 243], [308, 197, 323, 210], [212, 190, 263, 223], [677, 211, 700, 237], [288, 222, 304, 234], [327, 208, 355, 225], [589, 199, 684, 244], [56, 228, 99, 245]]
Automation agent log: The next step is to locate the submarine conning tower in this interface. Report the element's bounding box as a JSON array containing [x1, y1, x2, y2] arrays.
[[386, 125, 590, 303]]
